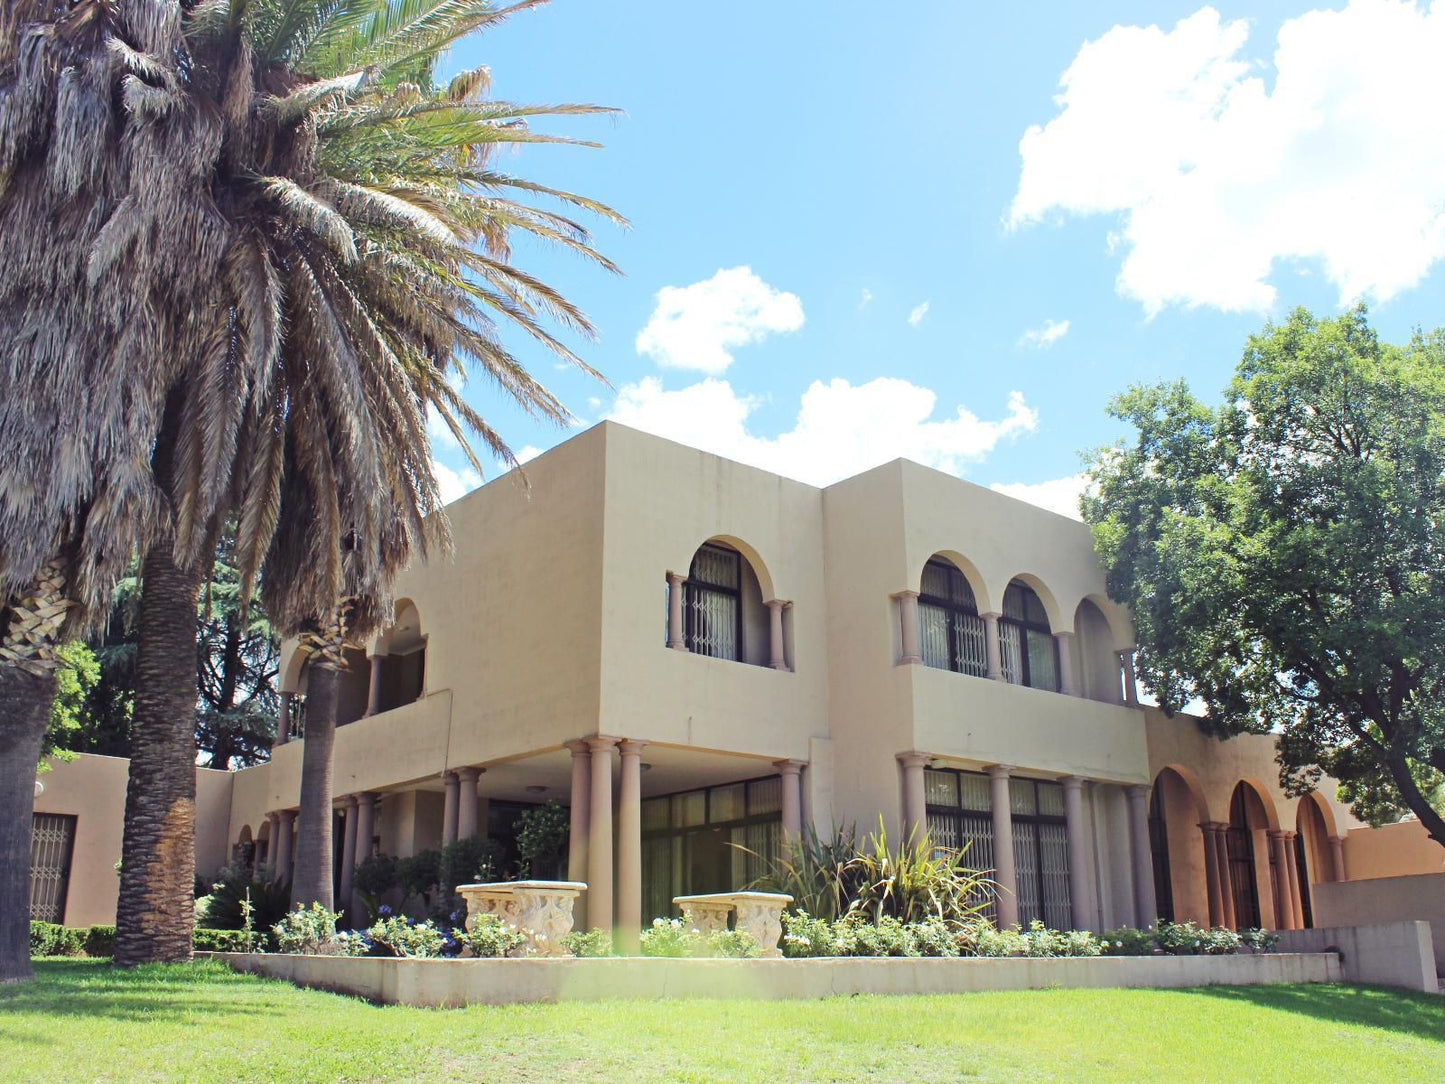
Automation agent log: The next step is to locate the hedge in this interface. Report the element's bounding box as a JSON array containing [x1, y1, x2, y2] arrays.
[[30, 922, 249, 957]]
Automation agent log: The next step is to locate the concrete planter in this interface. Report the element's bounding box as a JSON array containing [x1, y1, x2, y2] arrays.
[[206, 950, 1342, 1008]]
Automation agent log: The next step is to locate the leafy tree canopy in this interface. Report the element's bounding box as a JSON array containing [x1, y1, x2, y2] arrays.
[[1083, 305, 1445, 848]]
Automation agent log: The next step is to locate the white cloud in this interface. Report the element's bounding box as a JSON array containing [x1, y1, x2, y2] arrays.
[[606, 376, 1037, 487], [635, 266, 804, 374], [432, 459, 481, 504], [860, 288, 874, 307], [989, 474, 1089, 520], [907, 301, 930, 326], [1019, 318, 1071, 348], [1009, 2, 1445, 314], [515, 445, 542, 465]]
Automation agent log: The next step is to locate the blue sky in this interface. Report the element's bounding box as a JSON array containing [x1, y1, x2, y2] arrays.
[[433, 0, 1445, 514]]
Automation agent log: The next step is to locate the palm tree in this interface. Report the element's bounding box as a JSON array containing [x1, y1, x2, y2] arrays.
[[0, 0, 230, 982], [107, 0, 622, 960]]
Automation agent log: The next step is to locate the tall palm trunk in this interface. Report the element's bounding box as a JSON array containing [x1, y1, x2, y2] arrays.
[[114, 535, 203, 966], [291, 604, 351, 911], [0, 565, 69, 983]]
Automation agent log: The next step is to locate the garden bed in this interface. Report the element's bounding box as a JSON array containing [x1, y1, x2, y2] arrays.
[[206, 948, 1341, 1007]]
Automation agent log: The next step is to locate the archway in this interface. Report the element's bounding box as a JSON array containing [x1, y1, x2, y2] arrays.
[[673, 538, 776, 667], [1151, 766, 1211, 925], [1226, 781, 1279, 929], [1073, 599, 1121, 703], [1295, 794, 1336, 927]]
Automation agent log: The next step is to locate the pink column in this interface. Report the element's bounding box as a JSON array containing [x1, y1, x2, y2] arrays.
[[617, 739, 647, 953], [1266, 831, 1292, 929], [456, 767, 481, 839], [338, 796, 358, 925], [894, 591, 922, 664], [1125, 784, 1157, 927], [766, 599, 788, 670], [1199, 823, 1224, 928], [897, 752, 930, 841], [566, 740, 592, 929], [442, 771, 459, 846], [1119, 649, 1140, 707], [1061, 776, 1091, 930], [666, 572, 688, 651], [275, 810, 296, 883], [276, 694, 292, 746], [989, 766, 1019, 928], [1212, 825, 1237, 930], [1328, 835, 1348, 882], [363, 654, 386, 717], [587, 736, 619, 934], [350, 793, 376, 919], [1054, 632, 1080, 696], [982, 613, 1005, 681], [775, 760, 805, 841], [264, 812, 280, 873], [1282, 831, 1305, 929]]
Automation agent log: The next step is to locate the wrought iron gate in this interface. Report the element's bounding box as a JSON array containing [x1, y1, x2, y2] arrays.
[[30, 812, 77, 923]]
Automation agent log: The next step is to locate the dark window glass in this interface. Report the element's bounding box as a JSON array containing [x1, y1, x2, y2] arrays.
[[918, 559, 988, 677], [684, 544, 742, 660]]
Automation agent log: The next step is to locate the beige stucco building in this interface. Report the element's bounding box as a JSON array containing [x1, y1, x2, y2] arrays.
[[30, 422, 1440, 935]]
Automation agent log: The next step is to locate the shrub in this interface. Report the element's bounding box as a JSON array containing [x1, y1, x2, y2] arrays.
[[561, 928, 613, 958], [352, 853, 400, 924], [272, 903, 345, 955], [29, 922, 84, 957], [780, 910, 842, 958], [514, 801, 569, 879], [439, 837, 501, 895], [202, 864, 291, 932], [192, 928, 251, 953], [396, 850, 443, 911], [843, 817, 994, 928], [973, 922, 1030, 958], [1239, 928, 1279, 953], [454, 914, 525, 958], [746, 824, 860, 922], [1099, 926, 1157, 956], [638, 918, 760, 958], [367, 915, 447, 958], [84, 925, 116, 957]]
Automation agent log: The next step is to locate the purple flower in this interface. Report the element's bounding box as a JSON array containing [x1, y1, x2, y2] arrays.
[[378, 904, 393, 916]]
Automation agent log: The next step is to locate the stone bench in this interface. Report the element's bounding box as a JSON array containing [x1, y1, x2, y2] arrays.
[[457, 880, 587, 957], [673, 891, 793, 958]]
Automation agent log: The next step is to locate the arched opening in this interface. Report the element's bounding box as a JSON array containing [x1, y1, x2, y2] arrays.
[[1073, 598, 1121, 703], [1000, 579, 1058, 691], [233, 825, 254, 873], [1295, 795, 1335, 927], [674, 539, 773, 666], [368, 600, 428, 715], [918, 556, 988, 677], [254, 819, 271, 876], [331, 647, 371, 726], [1226, 782, 1277, 929]]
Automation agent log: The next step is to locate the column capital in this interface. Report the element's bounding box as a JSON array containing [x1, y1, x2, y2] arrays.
[[765, 597, 792, 610], [587, 734, 622, 755], [1125, 782, 1151, 802], [618, 738, 649, 757], [441, 769, 458, 783], [773, 758, 807, 777], [896, 751, 933, 769], [666, 570, 688, 587], [344, 793, 358, 810], [1053, 629, 1075, 640], [565, 738, 593, 757], [1060, 774, 1086, 793], [980, 610, 1003, 620], [278, 809, 296, 825], [1199, 820, 1226, 834], [890, 589, 920, 601], [1328, 834, 1347, 846], [456, 766, 482, 783], [987, 763, 1014, 780]]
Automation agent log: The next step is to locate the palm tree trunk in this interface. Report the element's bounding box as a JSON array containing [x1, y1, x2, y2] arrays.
[[0, 564, 71, 983], [114, 536, 203, 966], [292, 662, 341, 911], [0, 665, 55, 983]]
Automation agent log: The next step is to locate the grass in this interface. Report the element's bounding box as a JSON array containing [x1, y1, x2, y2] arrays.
[[2, 959, 1442, 1083]]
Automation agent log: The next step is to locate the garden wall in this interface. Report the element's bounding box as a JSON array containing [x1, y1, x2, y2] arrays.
[[209, 951, 1341, 1008], [1315, 876, 1445, 975], [1274, 921, 1437, 994]]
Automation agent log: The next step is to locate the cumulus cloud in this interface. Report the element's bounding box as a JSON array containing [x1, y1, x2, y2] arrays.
[[989, 474, 1089, 520], [635, 266, 804, 374], [907, 301, 931, 327], [433, 460, 481, 504], [1009, 2, 1445, 313], [606, 376, 1037, 487], [1019, 318, 1071, 348], [860, 287, 874, 308]]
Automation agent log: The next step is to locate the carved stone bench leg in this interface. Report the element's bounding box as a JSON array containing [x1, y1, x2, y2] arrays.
[[732, 900, 786, 958], [679, 902, 733, 936]]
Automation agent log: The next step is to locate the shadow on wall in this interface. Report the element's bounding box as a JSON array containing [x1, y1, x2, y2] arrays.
[[1173, 983, 1445, 1043]]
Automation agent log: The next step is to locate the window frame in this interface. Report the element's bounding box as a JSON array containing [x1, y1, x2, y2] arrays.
[[683, 542, 744, 661], [999, 580, 1060, 692], [918, 559, 988, 678]]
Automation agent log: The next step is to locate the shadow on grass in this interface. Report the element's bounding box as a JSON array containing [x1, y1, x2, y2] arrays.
[[1170, 983, 1445, 1044], [0, 959, 285, 1038]]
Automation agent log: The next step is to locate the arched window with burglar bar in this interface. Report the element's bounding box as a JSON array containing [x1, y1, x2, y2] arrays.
[[684, 542, 744, 661], [918, 558, 988, 677], [999, 579, 1059, 692]]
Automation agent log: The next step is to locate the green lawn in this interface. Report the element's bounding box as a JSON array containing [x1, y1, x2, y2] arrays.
[[2, 960, 1441, 1083]]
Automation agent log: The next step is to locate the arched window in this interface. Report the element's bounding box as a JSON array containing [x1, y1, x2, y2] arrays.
[[1000, 580, 1058, 691], [685, 543, 744, 660], [918, 559, 987, 677]]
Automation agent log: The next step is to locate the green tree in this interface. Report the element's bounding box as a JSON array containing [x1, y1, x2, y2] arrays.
[[40, 642, 98, 770], [1083, 305, 1445, 850]]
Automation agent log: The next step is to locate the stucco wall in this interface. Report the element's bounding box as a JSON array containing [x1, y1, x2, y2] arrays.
[[33, 754, 233, 927], [1312, 875, 1445, 974], [1344, 819, 1442, 880]]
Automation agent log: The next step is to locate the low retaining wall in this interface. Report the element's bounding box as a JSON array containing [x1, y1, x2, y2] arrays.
[[1313, 874, 1445, 975], [1275, 921, 1438, 993], [208, 951, 1341, 1008]]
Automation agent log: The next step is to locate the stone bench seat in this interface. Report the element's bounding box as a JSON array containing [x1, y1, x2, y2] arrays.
[[673, 891, 793, 957], [458, 880, 587, 957]]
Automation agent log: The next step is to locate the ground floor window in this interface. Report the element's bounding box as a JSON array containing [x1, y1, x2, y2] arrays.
[[642, 776, 782, 922], [30, 812, 77, 923], [924, 769, 1070, 928]]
